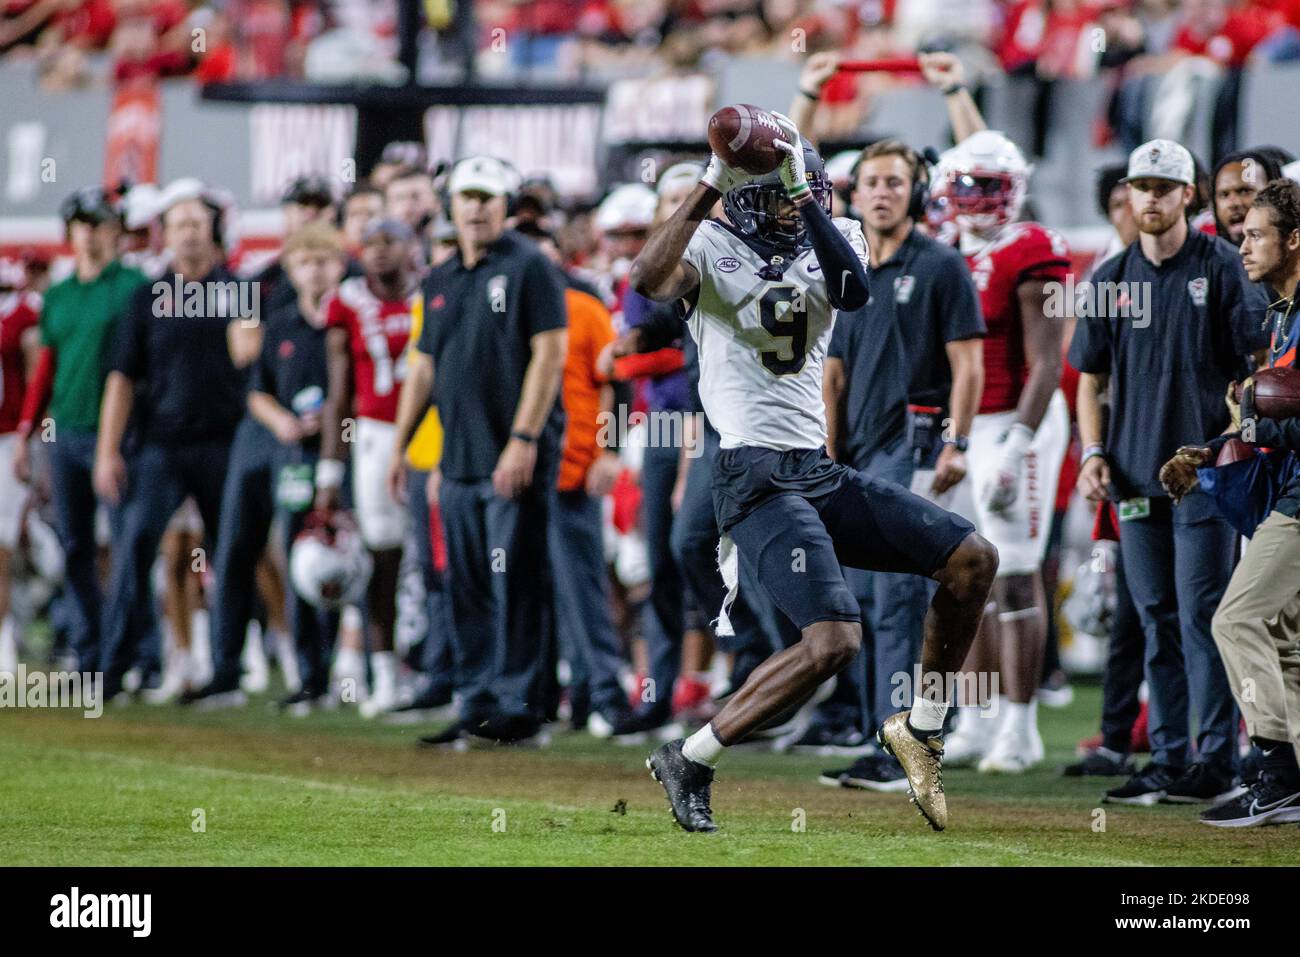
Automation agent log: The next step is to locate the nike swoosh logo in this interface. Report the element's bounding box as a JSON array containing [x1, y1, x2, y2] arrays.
[[841, 271, 852, 299], [807, 263, 820, 273], [1253, 793, 1300, 812]]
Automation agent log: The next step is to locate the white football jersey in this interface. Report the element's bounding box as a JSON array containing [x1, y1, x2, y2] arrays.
[[681, 217, 869, 451]]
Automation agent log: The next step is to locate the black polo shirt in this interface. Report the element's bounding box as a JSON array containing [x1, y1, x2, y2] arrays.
[[417, 229, 567, 481], [829, 227, 985, 470], [249, 304, 330, 453], [1068, 228, 1270, 499], [111, 264, 246, 444]]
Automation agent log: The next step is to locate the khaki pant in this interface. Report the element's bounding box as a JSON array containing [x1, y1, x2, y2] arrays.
[[1211, 509, 1300, 756]]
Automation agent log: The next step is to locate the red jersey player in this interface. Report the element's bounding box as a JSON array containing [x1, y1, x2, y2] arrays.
[[0, 262, 41, 671], [315, 218, 418, 717], [920, 67, 1073, 774]]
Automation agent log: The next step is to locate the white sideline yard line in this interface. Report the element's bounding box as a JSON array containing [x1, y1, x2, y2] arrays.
[[19, 742, 591, 814]]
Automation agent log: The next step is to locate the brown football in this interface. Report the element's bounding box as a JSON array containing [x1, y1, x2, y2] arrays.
[[1216, 437, 1255, 466], [707, 104, 785, 175], [1251, 365, 1300, 419]]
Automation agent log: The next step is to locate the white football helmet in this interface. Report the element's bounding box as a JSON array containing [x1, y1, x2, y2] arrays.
[[289, 510, 373, 611], [931, 130, 1031, 233], [594, 183, 658, 234]]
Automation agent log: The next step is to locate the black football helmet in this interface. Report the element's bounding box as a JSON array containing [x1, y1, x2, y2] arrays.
[[722, 136, 832, 249]]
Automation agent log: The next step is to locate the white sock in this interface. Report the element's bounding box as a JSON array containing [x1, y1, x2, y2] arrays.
[[370, 651, 398, 697], [0, 616, 17, 672], [909, 696, 948, 733], [682, 723, 725, 768]]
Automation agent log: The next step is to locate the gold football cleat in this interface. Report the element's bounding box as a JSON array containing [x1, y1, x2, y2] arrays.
[[878, 711, 947, 831]]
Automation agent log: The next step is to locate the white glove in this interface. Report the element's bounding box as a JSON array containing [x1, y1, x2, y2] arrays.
[[770, 111, 810, 203], [701, 154, 755, 195], [982, 423, 1034, 515]]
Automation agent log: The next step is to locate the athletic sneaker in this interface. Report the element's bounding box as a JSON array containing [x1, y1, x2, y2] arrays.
[[1199, 775, 1300, 827], [775, 723, 872, 756], [878, 711, 947, 831], [1061, 746, 1135, 777], [820, 752, 910, 792], [417, 718, 481, 748], [384, 685, 457, 726], [1160, 761, 1242, 805], [647, 739, 718, 833], [587, 706, 647, 744], [278, 688, 332, 718], [978, 736, 1037, 774], [1103, 762, 1181, 806], [942, 706, 998, 768], [178, 679, 248, 711]]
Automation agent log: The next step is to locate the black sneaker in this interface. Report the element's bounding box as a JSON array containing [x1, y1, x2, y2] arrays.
[[647, 739, 719, 833], [384, 685, 456, 725], [587, 705, 647, 743], [1062, 746, 1135, 778], [1199, 775, 1300, 827], [179, 679, 247, 710], [820, 752, 910, 792], [278, 687, 331, 716], [845, 752, 910, 792], [1160, 761, 1242, 804], [417, 718, 480, 747], [1103, 763, 1181, 805], [776, 723, 872, 756], [471, 713, 546, 745]]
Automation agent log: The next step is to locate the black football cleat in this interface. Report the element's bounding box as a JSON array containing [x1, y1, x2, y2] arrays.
[[647, 739, 719, 833]]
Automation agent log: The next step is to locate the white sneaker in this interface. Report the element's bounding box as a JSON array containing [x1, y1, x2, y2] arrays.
[[978, 729, 1039, 774], [272, 630, 301, 694], [942, 706, 999, 767], [240, 622, 270, 694], [359, 651, 400, 719]]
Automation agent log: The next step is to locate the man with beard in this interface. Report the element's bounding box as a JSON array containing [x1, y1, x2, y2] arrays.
[[1211, 148, 1294, 246], [1070, 138, 1270, 806]]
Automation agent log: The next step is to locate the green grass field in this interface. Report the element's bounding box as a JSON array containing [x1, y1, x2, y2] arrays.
[[2, 684, 1296, 866]]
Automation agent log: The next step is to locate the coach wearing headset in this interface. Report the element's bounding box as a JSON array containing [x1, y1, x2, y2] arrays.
[[821, 142, 986, 788], [94, 185, 249, 701]]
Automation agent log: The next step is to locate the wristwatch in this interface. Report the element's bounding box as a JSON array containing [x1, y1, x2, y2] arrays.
[[944, 434, 970, 452]]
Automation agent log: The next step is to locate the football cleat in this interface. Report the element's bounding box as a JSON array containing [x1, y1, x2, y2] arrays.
[[647, 739, 719, 833], [878, 711, 947, 831]]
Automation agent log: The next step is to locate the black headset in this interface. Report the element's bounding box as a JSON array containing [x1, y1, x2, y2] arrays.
[[848, 141, 932, 221]]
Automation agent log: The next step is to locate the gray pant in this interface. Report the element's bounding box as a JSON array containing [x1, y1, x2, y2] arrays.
[[439, 458, 556, 723], [549, 487, 624, 715], [1118, 491, 1238, 769]]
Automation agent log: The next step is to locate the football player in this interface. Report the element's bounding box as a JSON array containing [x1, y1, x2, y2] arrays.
[[632, 113, 998, 833], [923, 53, 1072, 774], [315, 218, 419, 718], [0, 260, 41, 672]]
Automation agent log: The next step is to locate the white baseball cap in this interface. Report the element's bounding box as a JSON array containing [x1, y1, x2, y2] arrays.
[[448, 156, 518, 197], [595, 183, 658, 233], [1122, 139, 1195, 186], [656, 162, 703, 197]]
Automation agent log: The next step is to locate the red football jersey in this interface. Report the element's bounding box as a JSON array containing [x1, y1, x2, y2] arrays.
[[0, 291, 40, 434], [964, 222, 1070, 414], [323, 276, 414, 423]]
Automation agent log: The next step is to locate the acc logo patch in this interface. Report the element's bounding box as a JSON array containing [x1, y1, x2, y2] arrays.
[[894, 275, 916, 303], [1188, 277, 1207, 306], [716, 257, 740, 273]]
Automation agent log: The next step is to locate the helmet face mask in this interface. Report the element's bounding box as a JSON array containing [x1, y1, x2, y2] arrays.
[[933, 131, 1030, 234], [723, 138, 832, 248]]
